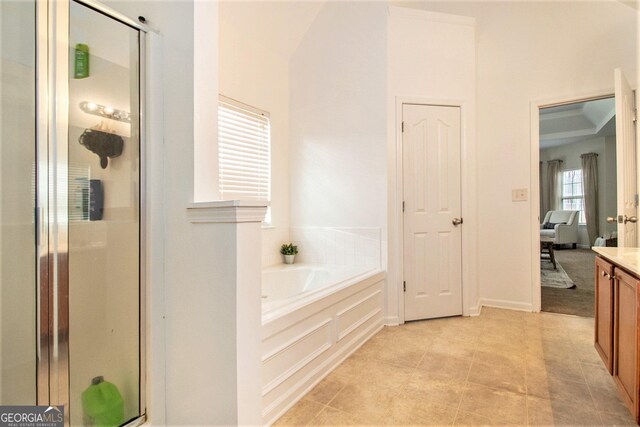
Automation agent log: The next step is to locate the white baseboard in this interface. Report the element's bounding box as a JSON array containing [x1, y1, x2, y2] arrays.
[[467, 303, 482, 316], [478, 298, 534, 313], [383, 315, 400, 326]]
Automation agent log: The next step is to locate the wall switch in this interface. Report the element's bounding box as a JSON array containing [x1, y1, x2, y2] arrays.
[[512, 188, 528, 202]]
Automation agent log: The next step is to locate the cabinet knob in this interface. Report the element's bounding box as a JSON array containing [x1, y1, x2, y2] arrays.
[[602, 271, 615, 280]]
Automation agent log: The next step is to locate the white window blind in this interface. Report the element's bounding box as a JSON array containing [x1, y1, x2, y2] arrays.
[[218, 96, 271, 206]]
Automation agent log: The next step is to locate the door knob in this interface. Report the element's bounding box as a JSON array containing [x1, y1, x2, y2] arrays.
[[625, 215, 638, 224], [607, 216, 617, 223], [452, 217, 463, 226]]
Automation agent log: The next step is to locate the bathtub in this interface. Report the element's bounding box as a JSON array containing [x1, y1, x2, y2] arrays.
[[261, 263, 385, 425], [262, 264, 378, 318]]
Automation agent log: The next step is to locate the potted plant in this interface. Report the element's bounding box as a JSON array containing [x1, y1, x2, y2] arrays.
[[280, 243, 298, 265]]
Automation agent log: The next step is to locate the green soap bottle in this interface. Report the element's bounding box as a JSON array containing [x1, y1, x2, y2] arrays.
[[74, 43, 90, 79], [81, 376, 124, 427]]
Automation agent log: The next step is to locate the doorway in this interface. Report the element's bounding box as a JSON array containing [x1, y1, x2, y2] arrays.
[[538, 97, 617, 317], [402, 103, 463, 321]]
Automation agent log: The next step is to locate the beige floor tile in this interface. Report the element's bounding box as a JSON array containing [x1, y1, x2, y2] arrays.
[[385, 395, 458, 426], [333, 355, 414, 391], [275, 308, 629, 427], [355, 332, 426, 368], [468, 357, 526, 394], [526, 373, 593, 406], [306, 374, 348, 405], [424, 335, 476, 360], [274, 398, 326, 426], [307, 406, 360, 426], [599, 410, 637, 426], [589, 385, 633, 419], [327, 384, 396, 425], [454, 410, 499, 426], [406, 371, 466, 407], [527, 356, 586, 384], [526, 395, 601, 426], [458, 382, 527, 425], [581, 361, 617, 392], [474, 347, 526, 366], [417, 352, 473, 382]]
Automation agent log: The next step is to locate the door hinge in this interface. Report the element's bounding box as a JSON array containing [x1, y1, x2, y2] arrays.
[[402, 121, 405, 133], [403, 281, 406, 292], [402, 201, 405, 212]]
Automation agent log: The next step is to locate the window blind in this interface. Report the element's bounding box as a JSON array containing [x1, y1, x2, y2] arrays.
[[218, 97, 271, 203]]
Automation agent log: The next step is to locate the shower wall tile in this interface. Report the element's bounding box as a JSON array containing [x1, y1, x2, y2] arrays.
[[290, 227, 381, 269]]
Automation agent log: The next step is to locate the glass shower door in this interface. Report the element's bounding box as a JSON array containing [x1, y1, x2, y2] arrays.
[[0, 0, 38, 406], [66, 2, 141, 425]]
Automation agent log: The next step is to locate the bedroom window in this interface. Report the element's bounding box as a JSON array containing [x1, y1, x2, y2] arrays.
[[218, 95, 271, 223], [561, 169, 586, 224]]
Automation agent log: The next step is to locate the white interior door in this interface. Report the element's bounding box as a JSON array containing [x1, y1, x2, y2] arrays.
[[403, 104, 462, 321], [615, 68, 638, 247]]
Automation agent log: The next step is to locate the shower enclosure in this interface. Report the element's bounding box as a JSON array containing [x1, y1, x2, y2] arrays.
[[1, 0, 146, 425]]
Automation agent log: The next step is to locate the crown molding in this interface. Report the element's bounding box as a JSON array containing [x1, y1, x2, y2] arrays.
[[187, 200, 268, 224]]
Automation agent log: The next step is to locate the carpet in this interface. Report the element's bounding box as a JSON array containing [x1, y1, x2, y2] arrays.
[[542, 248, 595, 317], [541, 261, 575, 289]]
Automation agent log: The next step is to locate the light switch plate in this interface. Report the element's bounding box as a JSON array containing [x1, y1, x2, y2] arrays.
[[512, 188, 528, 201]]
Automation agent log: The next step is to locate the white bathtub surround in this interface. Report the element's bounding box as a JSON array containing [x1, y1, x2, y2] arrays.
[[290, 227, 382, 269], [187, 200, 267, 426], [261, 266, 385, 425]]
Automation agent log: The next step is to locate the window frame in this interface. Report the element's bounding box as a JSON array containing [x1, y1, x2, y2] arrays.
[[560, 168, 586, 225], [218, 95, 272, 224]]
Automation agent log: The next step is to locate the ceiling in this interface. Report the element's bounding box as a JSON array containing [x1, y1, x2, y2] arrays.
[[540, 97, 616, 149]]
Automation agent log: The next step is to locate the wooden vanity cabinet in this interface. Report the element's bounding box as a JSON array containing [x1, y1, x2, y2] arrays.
[[595, 256, 615, 373], [594, 255, 640, 424], [613, 267, 640, 420]]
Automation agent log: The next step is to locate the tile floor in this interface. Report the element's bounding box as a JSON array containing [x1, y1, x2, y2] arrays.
[[275, 308, 636, 426]]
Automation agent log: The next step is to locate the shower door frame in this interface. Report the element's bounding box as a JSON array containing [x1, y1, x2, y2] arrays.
[[36, 0, 148, 424]]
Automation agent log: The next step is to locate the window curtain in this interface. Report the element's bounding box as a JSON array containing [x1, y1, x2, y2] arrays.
[[581, 153, 599, 245], [546, 159, 563, 212]]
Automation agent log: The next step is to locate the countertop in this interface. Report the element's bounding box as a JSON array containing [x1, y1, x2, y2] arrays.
[[593, 247, 640, 277]]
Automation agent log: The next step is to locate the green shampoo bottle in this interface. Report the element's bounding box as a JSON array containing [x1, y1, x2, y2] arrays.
[[74, 43, 90, 79], [81, 376, 124, 427]]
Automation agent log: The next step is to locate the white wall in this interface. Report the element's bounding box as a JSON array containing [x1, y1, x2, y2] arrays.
[[288, 1, 388, 253], [540, 137, 617, 246], [387, 7, 478, 319], [102, 1, 247, 425], [395, 0, 638, 310], [219, 2, 292, 265]]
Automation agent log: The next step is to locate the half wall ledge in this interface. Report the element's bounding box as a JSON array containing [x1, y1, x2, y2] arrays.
[[187, 200, 269, 223]]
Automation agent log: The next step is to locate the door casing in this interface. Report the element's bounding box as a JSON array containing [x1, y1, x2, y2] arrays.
[[529, 89, 622, 312], [394, 96, 476, 323]]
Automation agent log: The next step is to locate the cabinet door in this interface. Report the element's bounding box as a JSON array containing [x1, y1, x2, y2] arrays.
[[595, 256, 615, 373], [614, 267, 640, 420]]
